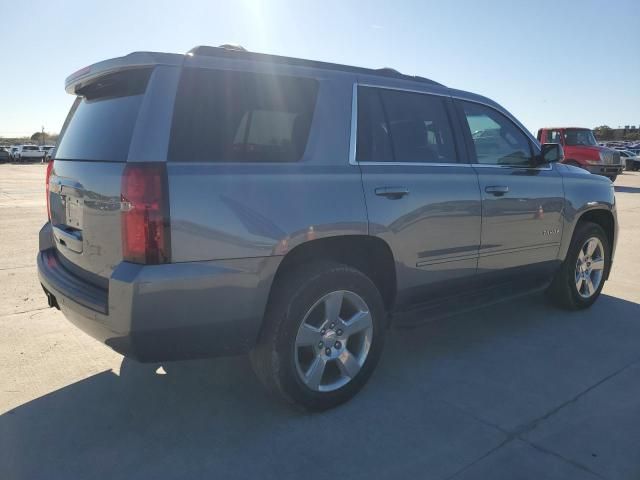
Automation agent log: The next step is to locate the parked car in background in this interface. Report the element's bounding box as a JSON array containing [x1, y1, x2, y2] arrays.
[[625, 145, 640, 155], [9, 146, 19, 160], [38, 45, 618, 410], [41, 145, 55, 161], [537, 127, 623, 181], [620, 150, 640, 171], [0, 147, 11, 163], [14, 144, 45, 162]]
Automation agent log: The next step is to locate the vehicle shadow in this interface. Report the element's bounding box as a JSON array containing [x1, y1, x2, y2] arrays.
[[614, 185, 640, 194], [1, 294, 639, 480]]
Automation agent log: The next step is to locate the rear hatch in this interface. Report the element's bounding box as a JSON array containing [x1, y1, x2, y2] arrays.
[[48, 68, 153, 284]]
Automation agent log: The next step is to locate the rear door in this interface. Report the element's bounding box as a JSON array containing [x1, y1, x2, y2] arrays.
[[454, 99, 564, 281], [48, 67, 177, 282], [355, 85, 482, 306]]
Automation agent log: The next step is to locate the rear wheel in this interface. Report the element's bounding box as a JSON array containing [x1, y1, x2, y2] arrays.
[[251, 261, 386, 411], [547, 222, 609, 310], [608, 175, 617, 182]]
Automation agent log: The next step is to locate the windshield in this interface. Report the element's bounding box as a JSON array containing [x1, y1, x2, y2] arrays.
[[564, 129, 598, 146]]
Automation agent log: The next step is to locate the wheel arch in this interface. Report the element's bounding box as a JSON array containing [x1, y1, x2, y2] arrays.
[[269, 235, 397, 313], [570, 208, 616, 279]]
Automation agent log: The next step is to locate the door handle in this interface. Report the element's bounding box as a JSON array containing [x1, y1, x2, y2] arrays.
[[485, 185, 509, 196], [375, 187, 409, 199]]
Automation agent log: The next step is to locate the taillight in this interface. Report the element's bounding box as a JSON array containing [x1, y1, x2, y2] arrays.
[[120, 163, 170, 264], [45, 160, 54, 219]]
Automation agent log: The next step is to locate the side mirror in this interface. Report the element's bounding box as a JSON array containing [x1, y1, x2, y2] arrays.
[[540, 143, 564, 164]]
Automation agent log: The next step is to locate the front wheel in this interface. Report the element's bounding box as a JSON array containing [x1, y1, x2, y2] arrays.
[[251, 261, 386, 411], [608, 175, 618, 182], [547, 222, 610, 310]]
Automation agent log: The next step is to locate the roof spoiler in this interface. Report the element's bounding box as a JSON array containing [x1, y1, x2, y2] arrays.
[[65, 51, 183, 94]]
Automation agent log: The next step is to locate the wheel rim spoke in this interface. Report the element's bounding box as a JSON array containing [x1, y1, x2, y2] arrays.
[[324, 291, 344, 323], [584, 276, 595, 296], [342, 310, 372, 337], [336, 350, 360, 379], [575, 275, 584, 292], [590, 259, 605, 271], [304, 356, 327, 390], [577, 249, 586, 264], [296, 323, 321, 347], [586, 239, 598, 257]]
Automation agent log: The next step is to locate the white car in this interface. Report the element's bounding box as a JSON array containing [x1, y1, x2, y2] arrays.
[[620, 150, 640, 171], [14, 145, 45, 162], [40, 145, 55, 161]]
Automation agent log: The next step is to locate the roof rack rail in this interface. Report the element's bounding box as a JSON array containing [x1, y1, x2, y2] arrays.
[[217, 44, 247, 52], [185, 45, 444, 87]]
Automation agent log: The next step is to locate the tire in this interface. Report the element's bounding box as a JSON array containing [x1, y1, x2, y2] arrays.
[[608, 175, 617, 182], [250, 261, 386, 411], [547, 221, 610, 310]]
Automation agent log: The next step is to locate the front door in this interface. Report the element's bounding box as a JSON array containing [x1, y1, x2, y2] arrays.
[[355, 85, 482, 306], [455, 99, 564, 281]]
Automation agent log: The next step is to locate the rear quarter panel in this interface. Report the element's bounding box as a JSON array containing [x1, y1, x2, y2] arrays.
[[168, 163, 368, 261]]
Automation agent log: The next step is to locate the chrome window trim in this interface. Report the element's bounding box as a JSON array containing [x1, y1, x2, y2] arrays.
[[348, 82, 358, 166], [357, 161, 473, 167], [473, 163, 554, 171], [358, 82, 451, 98]]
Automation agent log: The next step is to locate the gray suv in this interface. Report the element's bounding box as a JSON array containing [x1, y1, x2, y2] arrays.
[[38, 45, 618, 410]]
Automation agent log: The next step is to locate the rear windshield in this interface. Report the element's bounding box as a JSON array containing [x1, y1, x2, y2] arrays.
[[23, 146, 39, 151], [55, 68, 151, 161], [169, 68, 318, 163]]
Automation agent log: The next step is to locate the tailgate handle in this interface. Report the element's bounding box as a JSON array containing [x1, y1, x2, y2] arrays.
[[52, 226, 83, 253]]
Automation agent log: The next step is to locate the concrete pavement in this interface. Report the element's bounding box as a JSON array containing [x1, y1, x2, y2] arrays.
[[1, 164, 639, 479]]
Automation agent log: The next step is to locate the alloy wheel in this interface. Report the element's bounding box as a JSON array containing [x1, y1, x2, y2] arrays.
[[294, 290, 373, 392], [575, 237, 605, 299]]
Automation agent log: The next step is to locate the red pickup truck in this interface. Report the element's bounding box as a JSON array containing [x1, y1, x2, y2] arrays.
[[537, 127, 623, 181]]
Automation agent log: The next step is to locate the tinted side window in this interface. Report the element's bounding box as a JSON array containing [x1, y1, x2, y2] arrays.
[[356, 87, 392, 162], [55, 69, 152, 162], [459, 101, 532, 166], [547, 129, 562, 144], [380, 89, 457, 163], [169, 69, 318, 163], [356, 87, 457, 163]]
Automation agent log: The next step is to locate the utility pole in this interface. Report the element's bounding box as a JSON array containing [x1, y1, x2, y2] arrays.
[[41, 126, 44, 146]]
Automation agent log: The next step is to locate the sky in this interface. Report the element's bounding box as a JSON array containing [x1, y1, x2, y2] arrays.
[[1, 0, 639, 138]]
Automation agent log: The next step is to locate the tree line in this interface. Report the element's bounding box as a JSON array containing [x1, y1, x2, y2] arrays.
[[593, 125, 640, 141]]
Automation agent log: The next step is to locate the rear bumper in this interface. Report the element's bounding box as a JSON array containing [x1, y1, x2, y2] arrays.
[[584, 164, 623, 176], [37, 223, 279, 362]]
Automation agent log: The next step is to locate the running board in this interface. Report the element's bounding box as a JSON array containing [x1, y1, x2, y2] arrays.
[[391, 280, 551, 329]]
